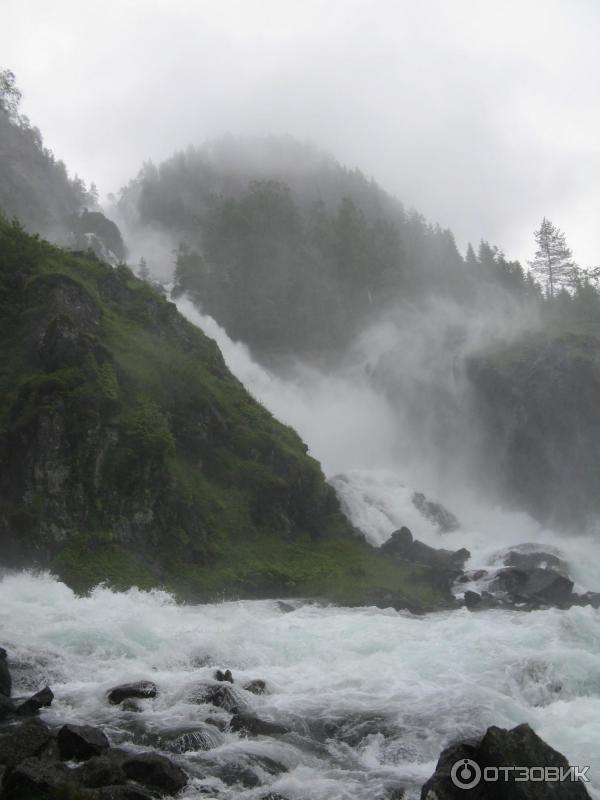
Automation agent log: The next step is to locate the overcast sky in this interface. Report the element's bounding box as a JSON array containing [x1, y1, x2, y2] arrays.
[[2, 0, 599, 265]]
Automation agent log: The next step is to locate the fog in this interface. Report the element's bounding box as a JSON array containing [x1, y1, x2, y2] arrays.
[[3, 0, 600, 265]]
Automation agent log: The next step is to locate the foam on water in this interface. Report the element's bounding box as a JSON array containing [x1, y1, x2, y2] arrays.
[[0, 572, 599, 798]]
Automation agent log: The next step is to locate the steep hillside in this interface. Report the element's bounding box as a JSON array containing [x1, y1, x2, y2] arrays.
[[468, 333, 600, 529], [120, 138, 530, 363], [0, 217, 442, 609]]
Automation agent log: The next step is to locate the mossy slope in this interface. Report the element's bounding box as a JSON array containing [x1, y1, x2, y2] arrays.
[[0, 218, 442, 610]]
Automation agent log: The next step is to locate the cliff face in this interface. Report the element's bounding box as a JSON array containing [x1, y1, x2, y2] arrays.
[[0, 218, 441, 610], [467, 333, 600, 529]]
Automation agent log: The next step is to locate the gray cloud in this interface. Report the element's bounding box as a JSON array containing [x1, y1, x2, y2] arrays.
[[2, 0, 599, 264]]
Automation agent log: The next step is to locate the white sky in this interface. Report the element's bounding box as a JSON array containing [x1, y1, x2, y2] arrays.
[[2, 0, 600, 265]]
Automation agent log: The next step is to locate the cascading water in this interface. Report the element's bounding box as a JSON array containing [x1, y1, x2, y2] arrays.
[[1, 294, 599, 799]]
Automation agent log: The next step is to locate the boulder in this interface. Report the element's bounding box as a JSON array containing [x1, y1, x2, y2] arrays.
[[214, 669, 234, 683], [93, 784, 156, 800], [0, 695, 16, 721], [107, 681, 157, 705], [412, 492, 460, 532], [503, 549, 569, 577], [76, 749, 129, 788], [490, 568, 574, 607], [421, 723, 590, 799], [160, 724, 224, 753], [244, 679, 267, 695], [0, 756, 73, 800], [381, 527, 470, 570], [0, 719, 52, 768], [190, 682, 242, 712], [571, 591, 600, 609], [0, 648, 11, 697], [122, 753, 187, 795], [464, 590, 483, 609], [57, 724, 111, 761], [457, 570, 488, 584], [15, 686, 54, 716], [230, 712, 288, 737]]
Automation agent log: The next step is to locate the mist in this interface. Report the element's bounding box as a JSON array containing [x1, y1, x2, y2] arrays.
[[4, 0, 600, 266]]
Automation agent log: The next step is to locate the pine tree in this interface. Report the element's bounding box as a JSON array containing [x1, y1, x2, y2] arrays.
[[529, 218, 575, 299], [138, 257, 150, 282]]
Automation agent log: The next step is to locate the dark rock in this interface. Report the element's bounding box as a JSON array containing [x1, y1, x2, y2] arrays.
[[214, 669, 234, 683], [381, 527, 470, 570], [490, 567, 574, 607], [421, 739, 486, 799], [277, 601, 295, 613], [0, 695, 16, 720], [122, 753, 187, 795], [457, 570, 488, 583], [0, 719, 52, 767], [571, 591, 600, 609], [467, 335, 600, 529], [502, 548, 569, 578], [76, 749, 129, 788], [15, 685, 54, 716], [0, 648, 11, 697], [230, 712, 288, 737], [160, 724, 224, 753], [93, 784, 156, 800], [206, 753, 287, 788], [244, 679, 267, 695], [57, 724, 111, 761], [191, 683, 242, 712], [464, 590, 483, 609], [478, 723, 590, 798], [107, 681, 157, 705], [421, 723, 590, 799], [0, 756, 73, 800], [412, 492, 460, 532]]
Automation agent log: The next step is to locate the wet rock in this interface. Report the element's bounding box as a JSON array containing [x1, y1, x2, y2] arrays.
[[421, 723, 590, 799], [490, 567, 574, 607], [15, 685, 54, 716], [277, 601, 295, 613], [457, 569, 488, 584], [464, 590, 483, 609], [421, 739, 485, 799], [190, 682, 243, 712], [57, 724, 111, 761], [244, 679, 267, 695], [230, 711, 288, 737], [571, 591, 600, 609], [122, 753, 187, 795], [502, 549, 569, 577], [160, 724, 224, 753], [77, 749, 129, 788], [93, 783, 156, 800], [0, 719, 52, 768], [381, 527, 470, 570], [214, 669, 234, 683], [107, 681, 157, 705], [206, 753, 287, 788], [0, 756, 74, 800], [0, 695, 16, 721], [412, 492, 460, 533], [0, 648, 11, 697]]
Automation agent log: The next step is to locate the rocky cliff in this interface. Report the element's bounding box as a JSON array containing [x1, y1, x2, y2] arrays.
[[468, 333, 600, 529]]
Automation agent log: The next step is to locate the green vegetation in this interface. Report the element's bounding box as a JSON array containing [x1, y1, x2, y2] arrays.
[[0, 216, 443, 611]]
